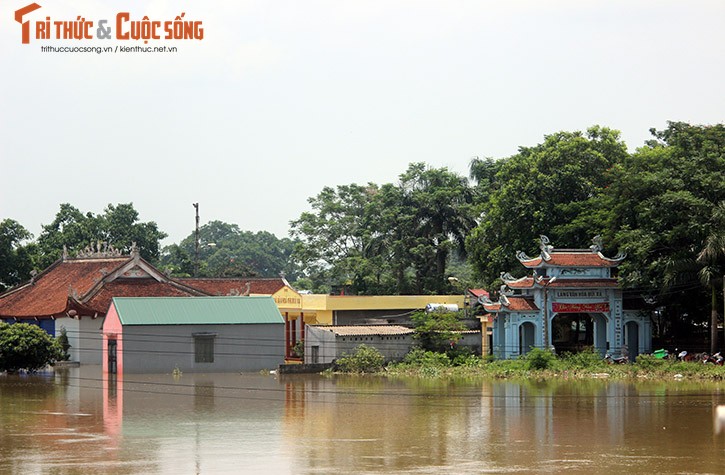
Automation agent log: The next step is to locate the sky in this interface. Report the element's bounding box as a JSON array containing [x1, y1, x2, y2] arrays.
[[1, 0, 723, 246]]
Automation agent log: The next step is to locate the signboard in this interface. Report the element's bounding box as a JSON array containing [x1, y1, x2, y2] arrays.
[[272, 286, 303, 309], [552, 302, 609, 313], [556, 290, 603, 298]]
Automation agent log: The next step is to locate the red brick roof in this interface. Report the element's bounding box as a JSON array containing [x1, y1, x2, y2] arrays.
[[468, 289, 490, 298], [178, 278, 287, 296], [505, 297, 539, 311], [505, 277, 618, 288], [483, 296, 539, 313], [0, 257, 131, 318], [519, 252, 622, 268], [84, 280, 203, 314]]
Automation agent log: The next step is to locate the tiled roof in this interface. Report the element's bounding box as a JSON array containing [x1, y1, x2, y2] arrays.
[[0, 257, 130, 318], [468, 289, 489, 298], [519, 252, 622, 268], [506, 277, 618, 288], [505, 297, 539, 311], [85, 280, 203, 313], [312, 325, 414, 337], [548, 278, 618, 288], [484, 297, 538, 313], [178, 278, 287, 296]]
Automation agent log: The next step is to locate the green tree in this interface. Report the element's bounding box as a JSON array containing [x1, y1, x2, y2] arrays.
[[0, 323, 63, 373], [35, 203, 167, 267], [467, 126, 628, 286], [609, 122, 725, 340], [410, 310, 467, 353], [0, 219, 36, 292], [697, 203, 725, 353], [394, 163, 478, 294], [291, 183, 390, 293], [162, 221, 298, 279], [291, 164, 477, 295]]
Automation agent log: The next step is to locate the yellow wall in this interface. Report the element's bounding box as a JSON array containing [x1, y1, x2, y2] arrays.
[[300, 294, 464, 325], [266, 287, 465, 326], [301, 294, 464, 311]]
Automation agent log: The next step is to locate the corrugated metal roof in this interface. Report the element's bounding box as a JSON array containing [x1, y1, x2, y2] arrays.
[[112, 297, 284, 325], [312, 325, 415, 336]]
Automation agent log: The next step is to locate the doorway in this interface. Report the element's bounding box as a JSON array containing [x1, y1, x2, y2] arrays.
[[107, 339, 117, 374], [519, 322, 536, 355]]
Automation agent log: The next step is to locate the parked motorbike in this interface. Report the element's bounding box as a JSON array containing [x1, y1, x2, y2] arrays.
[[703, 352, 724, 365], [604, 353, 628, 364]]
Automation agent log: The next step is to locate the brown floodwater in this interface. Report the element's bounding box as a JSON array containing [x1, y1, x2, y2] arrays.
[[1, 367, 724, 474]]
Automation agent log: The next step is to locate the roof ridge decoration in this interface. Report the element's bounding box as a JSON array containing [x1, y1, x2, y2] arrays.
[[76, 241, 124, 259], [590, 235, 603, 253], [539, 235, 553, 261]]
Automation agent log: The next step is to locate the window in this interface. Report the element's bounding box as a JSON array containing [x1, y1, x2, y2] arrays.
[[194, 333, 216, 363]]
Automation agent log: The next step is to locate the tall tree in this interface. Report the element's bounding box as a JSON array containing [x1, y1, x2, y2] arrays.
[[0, 219, 36, 291], [162, 220, 299, 279], [35, 203, 167, 267], [467, 126, 627, 286], [605, 122, 725, 343], [697, 203, 725, 353], [291, 164, 477, 295], [290, 184, 387, 293], [395, 163, 477, 293]]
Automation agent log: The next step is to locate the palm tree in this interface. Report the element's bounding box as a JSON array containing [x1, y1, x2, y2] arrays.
[[697, 203, 725, 354]]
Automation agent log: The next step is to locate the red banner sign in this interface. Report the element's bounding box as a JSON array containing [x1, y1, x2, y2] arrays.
[[552, 302, 609, 313]]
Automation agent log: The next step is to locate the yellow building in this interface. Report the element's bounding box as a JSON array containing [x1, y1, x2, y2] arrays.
[[271, 286, 465, 360]]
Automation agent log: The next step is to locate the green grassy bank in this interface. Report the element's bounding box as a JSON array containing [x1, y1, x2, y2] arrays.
[[333, 346, 725, 381]]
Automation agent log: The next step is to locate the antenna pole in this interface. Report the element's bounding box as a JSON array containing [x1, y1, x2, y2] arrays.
[[193, 203, 200, 277]]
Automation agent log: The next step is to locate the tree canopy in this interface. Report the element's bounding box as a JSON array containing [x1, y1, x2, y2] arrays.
[[0, 322, 63, 373], [161, 220, 299, 279], [290, 163, 477, 295], [35, 203, 167, 267], [466, 126, 628, 287], [0, 219, 36, 292]]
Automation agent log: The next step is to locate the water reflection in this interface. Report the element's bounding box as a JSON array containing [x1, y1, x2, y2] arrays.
[[1, 369, 724, 474]]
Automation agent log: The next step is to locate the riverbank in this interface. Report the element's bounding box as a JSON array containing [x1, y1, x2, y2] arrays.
[[335, 348, 725, 381]]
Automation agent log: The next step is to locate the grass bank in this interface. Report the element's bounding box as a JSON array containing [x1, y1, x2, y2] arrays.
[[335, 347, 725, 381]]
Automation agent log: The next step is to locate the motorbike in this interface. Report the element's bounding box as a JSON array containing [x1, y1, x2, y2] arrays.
[[704, 352, 724, 365], [604, 353, 628, 364]]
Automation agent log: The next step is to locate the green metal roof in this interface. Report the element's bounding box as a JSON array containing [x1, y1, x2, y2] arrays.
[[111, 297, 284, 326]]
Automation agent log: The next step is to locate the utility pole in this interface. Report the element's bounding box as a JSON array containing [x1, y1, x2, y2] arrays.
[[193, 203, 199, 277]]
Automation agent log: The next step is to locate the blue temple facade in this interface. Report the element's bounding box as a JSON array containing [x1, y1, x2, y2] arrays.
[[480, 236, 651, 360]]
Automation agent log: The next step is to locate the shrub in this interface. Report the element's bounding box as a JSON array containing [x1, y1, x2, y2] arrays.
[[635, 354, 667, 369], [0, 322, 63, 373], [56, 327, 71, 361], [402, 347, 451, 367], [336, 344, 385, 373], [523, 348, 557, 370], [410, 310, 467, 352], [561, 348, 605, 369]]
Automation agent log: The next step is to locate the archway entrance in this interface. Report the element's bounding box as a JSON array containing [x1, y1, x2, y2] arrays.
[[552, 313, 594, 354], [625, 321, 640, 360], [519, 322, 536, 355]]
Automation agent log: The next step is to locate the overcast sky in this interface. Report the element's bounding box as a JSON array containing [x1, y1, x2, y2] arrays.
[[1, 0, 723, 246]]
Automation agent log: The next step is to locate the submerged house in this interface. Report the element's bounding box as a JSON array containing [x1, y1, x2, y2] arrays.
[[480, 236, 651, 360], [102, 296, 284, 374], [0, 245, 207, 364]]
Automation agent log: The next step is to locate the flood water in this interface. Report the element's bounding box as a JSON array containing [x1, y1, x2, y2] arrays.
[[1, 367, 724, 474]]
